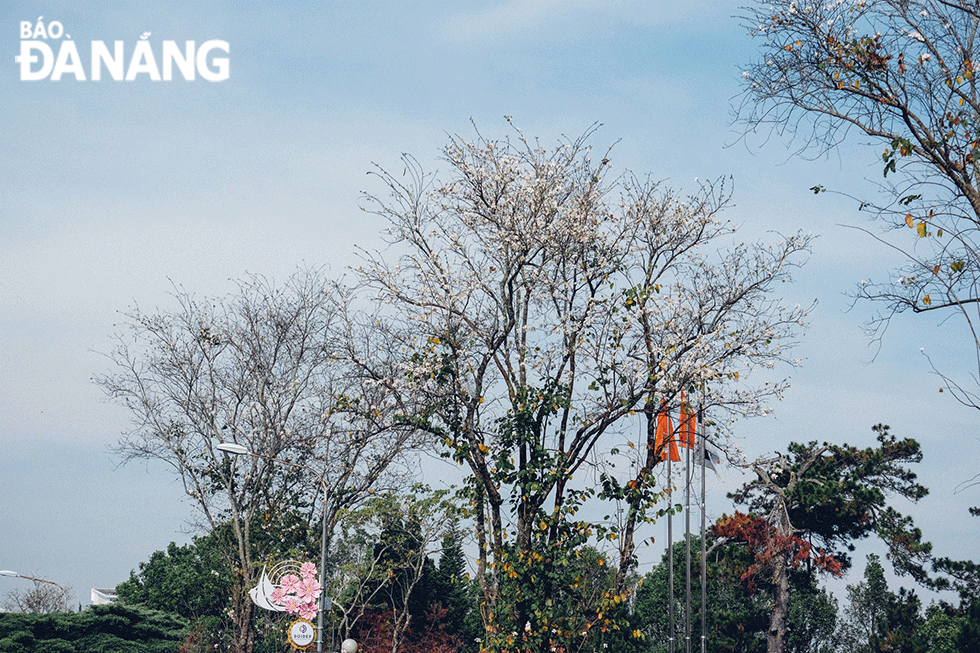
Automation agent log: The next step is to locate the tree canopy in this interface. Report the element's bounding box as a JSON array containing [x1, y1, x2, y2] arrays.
[[353, 123, 812, 652], [100, 124, 817, 653], [712, 426, 930, 653], [739, 0, 980, 410], [97, 269, 425, 653]]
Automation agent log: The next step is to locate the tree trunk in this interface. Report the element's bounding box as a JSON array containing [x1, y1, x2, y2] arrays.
[[767, 554, 790, 653], [231, 580, 255, 653]]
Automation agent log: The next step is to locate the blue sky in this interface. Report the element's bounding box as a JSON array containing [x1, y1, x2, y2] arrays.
[[1, 1, 976, 607]]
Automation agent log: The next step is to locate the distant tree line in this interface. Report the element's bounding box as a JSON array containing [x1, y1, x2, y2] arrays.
[[4, 430, 978, 653]]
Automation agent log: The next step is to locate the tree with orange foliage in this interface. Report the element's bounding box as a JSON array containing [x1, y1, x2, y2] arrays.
[[711, 425, 931, 653]]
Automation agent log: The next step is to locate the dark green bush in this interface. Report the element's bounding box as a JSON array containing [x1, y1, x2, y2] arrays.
[[0, 603, 188, 653]]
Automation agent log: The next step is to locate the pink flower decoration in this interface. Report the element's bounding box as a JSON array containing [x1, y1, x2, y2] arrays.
[[297, 577, 322, 603], [300, 562, 317, 581], [283, 595, 301, 613], [279, 574, 301, 595], [298, 601, 318, 620], [270, 586, 286, 605]]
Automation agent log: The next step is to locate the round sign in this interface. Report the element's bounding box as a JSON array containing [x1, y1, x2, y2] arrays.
[[287, 619, 316, 650]]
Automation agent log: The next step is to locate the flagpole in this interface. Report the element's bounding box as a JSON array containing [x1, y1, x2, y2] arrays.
[[667, 442, 674, 653], [699, 402, 707, 653], [685, 417, 692, 653]]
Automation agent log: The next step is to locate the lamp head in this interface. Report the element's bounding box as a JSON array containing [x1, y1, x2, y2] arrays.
[[340, 639, 358, 653], [216, 442, 249, 455]]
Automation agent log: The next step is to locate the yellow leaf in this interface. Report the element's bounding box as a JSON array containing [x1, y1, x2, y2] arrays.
[[960, 97, 966, 106], [905, 213, 914, 228], [933, 265, 940, 275], [923, 294, 932, 305], [917, 221, 927, 237]]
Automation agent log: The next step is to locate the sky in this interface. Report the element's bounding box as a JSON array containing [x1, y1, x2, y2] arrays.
[[1, 0, 977, 609]]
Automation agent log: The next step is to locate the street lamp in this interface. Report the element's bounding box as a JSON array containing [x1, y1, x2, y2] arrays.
[[215, 442, 345, 653], [0, 569, 66, 590], [0, 570, 68, 611]]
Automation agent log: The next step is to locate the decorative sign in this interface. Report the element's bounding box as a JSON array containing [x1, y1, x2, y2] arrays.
[[249, 560, 322, 620], [287, 619, 316, 650]]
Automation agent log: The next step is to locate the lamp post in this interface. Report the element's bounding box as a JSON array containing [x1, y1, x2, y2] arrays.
[[215, 442, 341, 653], [0, 570, 68, 611]]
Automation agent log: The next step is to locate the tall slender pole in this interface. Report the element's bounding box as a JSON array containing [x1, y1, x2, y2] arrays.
[[685, 430, 692, 653], [318, 488, 329, 653], [667, 448, 674, 653], [699, 404, 707, 653]]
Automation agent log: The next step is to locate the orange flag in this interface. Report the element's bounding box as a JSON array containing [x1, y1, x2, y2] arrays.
[[656, 402, 680, 462], [678, 394, 696, 449]]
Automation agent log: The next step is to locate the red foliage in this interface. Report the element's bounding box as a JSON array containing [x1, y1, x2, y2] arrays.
[[711, 511, 842, 590], [353, 604, 460, 653]]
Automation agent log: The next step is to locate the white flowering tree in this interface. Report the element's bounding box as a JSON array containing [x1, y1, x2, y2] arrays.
[[354, 123, 812, 652], [97, 269, 424, 653], [739, 0, 980, 411]]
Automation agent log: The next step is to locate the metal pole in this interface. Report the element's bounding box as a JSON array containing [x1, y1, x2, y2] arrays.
[[667, 445, 674, 653], [318, 480, 329, 653], [685, 433, 692, 653], [699, 404, 707, 653]]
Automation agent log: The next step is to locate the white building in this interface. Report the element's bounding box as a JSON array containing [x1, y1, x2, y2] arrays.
[[90, 588, 117, 605]]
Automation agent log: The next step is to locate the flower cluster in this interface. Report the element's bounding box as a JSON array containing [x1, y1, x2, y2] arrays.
[[270, 562, 321, 621]]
